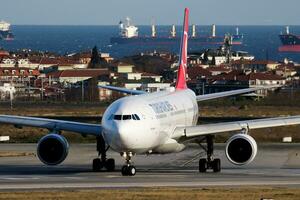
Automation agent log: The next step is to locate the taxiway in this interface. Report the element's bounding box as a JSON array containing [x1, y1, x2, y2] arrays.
[[0, 143, 300, 190]]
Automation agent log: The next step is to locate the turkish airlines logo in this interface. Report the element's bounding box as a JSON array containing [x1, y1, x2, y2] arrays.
[[181, 30, 188, 76]]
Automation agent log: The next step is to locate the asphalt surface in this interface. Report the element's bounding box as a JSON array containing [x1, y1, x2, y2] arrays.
[[0, 143, 300, 190]]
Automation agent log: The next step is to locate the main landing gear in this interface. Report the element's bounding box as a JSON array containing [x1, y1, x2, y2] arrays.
[[92, 136, 115, 172], [198, 135, 221, 173], [121, 152, 136, 176]]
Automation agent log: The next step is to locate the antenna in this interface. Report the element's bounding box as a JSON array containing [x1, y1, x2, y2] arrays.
[[211, 24, 216, 37], [151, 17, 156, 37], [192, 24, 196, 38], [126, 17, 131, 26], [171, 24, 176, 38]]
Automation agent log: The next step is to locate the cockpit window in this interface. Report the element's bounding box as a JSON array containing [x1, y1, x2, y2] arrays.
[[133, 114, 140, 120], [110, 114, 140, 121], [132, 114, 137, 120], [113, 115, 122, 120], [122, 115, 131, 120]]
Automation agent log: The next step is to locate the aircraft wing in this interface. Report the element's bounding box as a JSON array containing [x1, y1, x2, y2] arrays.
[[0, 115, 102, 136], [196, 87, 268, 102], [99, 85, 147, 95], [172, 115, 300, 139]]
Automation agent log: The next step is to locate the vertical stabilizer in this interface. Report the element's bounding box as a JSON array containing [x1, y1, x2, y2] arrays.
[[175, 8, 189, 90]]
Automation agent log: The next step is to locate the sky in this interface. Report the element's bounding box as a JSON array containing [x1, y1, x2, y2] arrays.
[[1, 0, 299, 25]]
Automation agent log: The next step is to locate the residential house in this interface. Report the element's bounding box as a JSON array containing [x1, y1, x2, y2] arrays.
[[231, 60, 279, 71], [47, 69, 111, 85]]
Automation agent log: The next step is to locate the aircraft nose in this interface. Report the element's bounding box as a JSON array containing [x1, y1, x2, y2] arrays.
[[115, 123, 134, 149]]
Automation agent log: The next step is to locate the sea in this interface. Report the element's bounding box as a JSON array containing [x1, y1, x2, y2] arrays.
[[0, 25, 300, 62]]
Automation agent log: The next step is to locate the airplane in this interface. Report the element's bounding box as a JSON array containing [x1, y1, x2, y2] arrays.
[[1, 8, 300, 176]]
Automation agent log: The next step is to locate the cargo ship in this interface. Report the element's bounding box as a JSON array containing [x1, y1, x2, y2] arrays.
[[278, 26, 300, 52], [110, 18, 243, 45], [0, 21, 14, 40]]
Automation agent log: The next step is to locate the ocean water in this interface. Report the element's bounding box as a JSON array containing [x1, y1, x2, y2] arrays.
[[0, 25, 299, 62]]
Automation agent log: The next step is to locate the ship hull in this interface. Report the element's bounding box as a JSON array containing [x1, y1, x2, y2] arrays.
[[279, 34, 300, 52], [279, 34, 300, 45], [0, 30, 14, 40], [278, 45, 300, 52], [111, 35, 242, 45]]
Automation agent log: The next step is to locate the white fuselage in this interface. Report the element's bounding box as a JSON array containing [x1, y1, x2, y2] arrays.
[[101, 89, 198, 154]]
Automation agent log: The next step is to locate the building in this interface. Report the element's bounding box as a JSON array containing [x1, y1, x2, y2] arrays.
[[100, 53, 114, 63], [231, 60, 279, 71], [98, 82, 113, 101], [208, 71, 285, 96], [113, 62, 134, 73], [187, 66, 212, 80], [47, 69, 111, 84], [124, 83, 171, 92], [189, 47, 254, 66], [0, 83, 15, 100], [141, 72, 162, 82], [207, 65, 232, 76], [124, 72, 142, 80], [275, 64, 297, 78], [0, 68, 40, 81]]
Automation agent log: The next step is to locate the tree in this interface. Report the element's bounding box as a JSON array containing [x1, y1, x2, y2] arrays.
[[211, 55, 216, 66], [203, 51, 209, 64], [89, 46, 101, 68]]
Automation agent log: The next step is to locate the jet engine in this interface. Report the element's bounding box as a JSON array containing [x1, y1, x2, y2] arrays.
[[225, 134, 257, 165], [37, 133, 69, 165]]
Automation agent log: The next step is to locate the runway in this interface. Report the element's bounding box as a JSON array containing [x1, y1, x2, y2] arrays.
[[0, 143, 300, 190]]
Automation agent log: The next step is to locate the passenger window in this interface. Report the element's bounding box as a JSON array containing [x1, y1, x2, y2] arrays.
[[122, 115, 131, 120], [114, 115, 122, 120], [108, 114, 114, 120]]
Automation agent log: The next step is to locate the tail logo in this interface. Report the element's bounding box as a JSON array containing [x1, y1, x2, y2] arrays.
[[175, 8, 189, 90]]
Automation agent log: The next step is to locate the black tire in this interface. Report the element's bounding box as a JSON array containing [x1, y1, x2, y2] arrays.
[[93, 158, 103, 172], [199, 158, 207, 173], [121, 165, 128, 176], [212, 159, 221, 173], [128, 166, 136, 176], [105, 158, 115, 172]]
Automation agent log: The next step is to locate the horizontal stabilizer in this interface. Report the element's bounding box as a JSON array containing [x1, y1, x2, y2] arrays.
[[196, 87, 272, 102], [99, 85, 146, 95]]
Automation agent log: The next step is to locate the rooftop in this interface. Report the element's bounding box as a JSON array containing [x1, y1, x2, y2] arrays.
[[47, 69, 110, 78]]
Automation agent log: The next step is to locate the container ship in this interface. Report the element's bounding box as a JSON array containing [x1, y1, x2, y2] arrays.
[[0, 21, 14, 40], [278, 26, 300, 52], [110, 18, 243, 45]]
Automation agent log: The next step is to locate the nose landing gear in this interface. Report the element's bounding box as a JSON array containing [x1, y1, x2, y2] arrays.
[[92, 136, 115, 172], [121, 152, 136, 176]]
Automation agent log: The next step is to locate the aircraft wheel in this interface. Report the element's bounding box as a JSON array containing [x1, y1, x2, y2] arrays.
[[199, 158, 207, 173], [105, 158, 115, 172], [121, 165, 128, 176], [121, 165, 136, 176], [128, 166, 136, 176], [212, 159, 221, 173], [93, 158, 104, 172]]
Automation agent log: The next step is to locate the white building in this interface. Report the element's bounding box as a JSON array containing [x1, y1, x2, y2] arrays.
[[0, 83, 16, 100], [124, 83, 171, 92]]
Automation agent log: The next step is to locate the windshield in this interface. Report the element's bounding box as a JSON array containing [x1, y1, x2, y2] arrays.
[[110, 114, 141, 121]]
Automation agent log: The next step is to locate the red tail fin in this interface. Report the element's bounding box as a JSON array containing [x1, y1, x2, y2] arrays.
[[175, 8, 189, 90]]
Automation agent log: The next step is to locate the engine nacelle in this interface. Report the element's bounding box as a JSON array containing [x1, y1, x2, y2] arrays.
[[37, 134, 69, 165], [225, 134, 257, 165]]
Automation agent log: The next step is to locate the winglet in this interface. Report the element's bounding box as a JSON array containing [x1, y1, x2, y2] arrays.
[[175, 8, 189, 90]]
